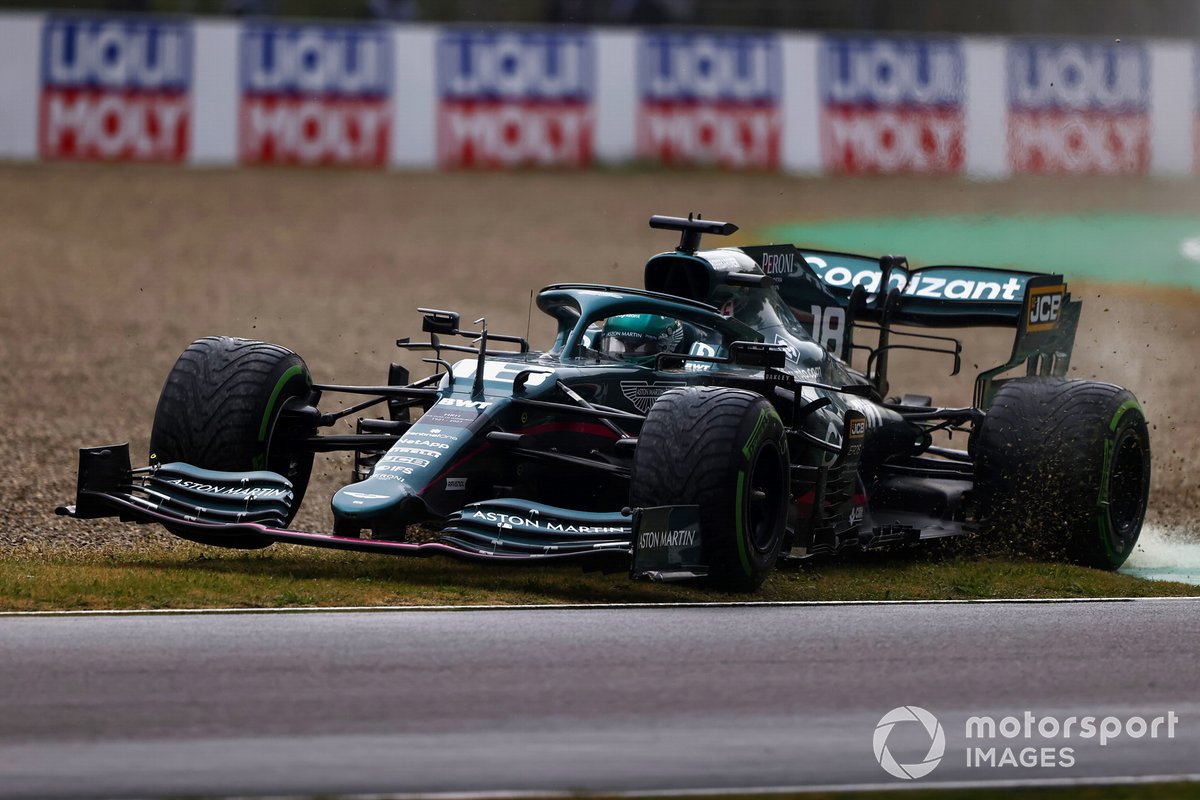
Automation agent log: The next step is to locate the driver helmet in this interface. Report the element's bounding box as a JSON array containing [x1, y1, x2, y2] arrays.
[[597, 314, 684, 366]]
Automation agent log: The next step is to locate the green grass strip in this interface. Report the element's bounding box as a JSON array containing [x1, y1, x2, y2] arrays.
[[2, 539, 1195, 612]]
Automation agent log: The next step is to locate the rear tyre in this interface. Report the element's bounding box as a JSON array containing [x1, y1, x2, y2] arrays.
[[631, 387, 789, 591], [150, 336, 316, 545], [974, 378, 1151, 569]]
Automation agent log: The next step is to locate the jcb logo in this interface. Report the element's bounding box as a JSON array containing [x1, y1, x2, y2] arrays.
[[1026, 285, 1065, 332], [849, 419, 867, 438]]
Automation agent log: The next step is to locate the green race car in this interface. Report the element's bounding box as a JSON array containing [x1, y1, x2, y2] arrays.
[[58, 214, 1151, 591]]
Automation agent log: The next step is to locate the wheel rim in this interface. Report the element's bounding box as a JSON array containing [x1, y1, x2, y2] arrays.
[[1106, 428, 1148, 553], [747, 441, 786, 555], [266, 421, 307, 483], [265, 393, 313, 473]]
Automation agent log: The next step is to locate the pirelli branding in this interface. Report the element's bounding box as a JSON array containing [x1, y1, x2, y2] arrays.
[[1026, 283, 1066, 332]]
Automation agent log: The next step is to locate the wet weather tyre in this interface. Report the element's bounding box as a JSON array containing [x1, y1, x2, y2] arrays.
[[149, 336, 316, 544], [974, 378, 1150, 569], [631, 387, 790, 591]]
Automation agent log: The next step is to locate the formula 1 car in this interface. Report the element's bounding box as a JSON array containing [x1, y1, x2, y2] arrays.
[[57, 214, 1151, 590]]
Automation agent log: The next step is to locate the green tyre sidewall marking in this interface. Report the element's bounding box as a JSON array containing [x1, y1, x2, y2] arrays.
[[254, 364, 307, 470], [735, 470, 750, 577], [1097, 399, 1143, 564], [734, 407, 778, 579], [742, 408, 769, 461]]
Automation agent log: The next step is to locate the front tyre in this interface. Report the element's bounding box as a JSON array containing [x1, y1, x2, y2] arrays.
[[149, 337, 316, 542], [974, 378, 1151, 569], [631, 387, 790, 591]]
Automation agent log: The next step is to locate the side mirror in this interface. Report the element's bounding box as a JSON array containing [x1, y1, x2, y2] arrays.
[[839, 383, 876, 398], [729, 341, 786, 369], [724, 272, 776, 288]]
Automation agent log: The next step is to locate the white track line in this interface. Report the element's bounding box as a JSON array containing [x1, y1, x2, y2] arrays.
[[241, 771, 1200, 800], [3, 595, 1200, 617]]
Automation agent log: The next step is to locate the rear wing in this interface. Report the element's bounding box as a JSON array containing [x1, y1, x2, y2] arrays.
[[738, 244, 1081, 408]]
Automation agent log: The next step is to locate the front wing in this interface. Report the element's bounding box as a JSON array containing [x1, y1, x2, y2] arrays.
[[55, 444, 705, 581]]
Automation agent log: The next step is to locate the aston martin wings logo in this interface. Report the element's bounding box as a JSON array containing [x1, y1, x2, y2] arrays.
[[344, 491, 389, 500], [620, 381, 687, 413]]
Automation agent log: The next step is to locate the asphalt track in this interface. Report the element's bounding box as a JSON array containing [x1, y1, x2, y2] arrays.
[[2, 601, 1199, 798]]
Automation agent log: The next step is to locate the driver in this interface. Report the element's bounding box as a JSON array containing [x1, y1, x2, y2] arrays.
[[596, 314, 684, 366]]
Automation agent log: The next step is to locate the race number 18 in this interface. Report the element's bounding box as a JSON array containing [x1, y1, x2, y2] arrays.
[[810, 305, 846, 358]]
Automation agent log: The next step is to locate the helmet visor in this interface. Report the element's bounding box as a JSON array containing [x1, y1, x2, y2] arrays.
[[599, 332, 659, 359]]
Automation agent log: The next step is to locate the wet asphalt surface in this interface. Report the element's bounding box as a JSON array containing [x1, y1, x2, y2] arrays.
[[1, 600, 1199, 797]]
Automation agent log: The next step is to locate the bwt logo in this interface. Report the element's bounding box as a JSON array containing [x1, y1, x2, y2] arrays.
[[1008, 41, 1150, 175], [638, 33, 781, 168], [819, 37, 965, 174], [437, 31, 594, 168], [39, 17, 191, 162], [239, 25, 391, 167]]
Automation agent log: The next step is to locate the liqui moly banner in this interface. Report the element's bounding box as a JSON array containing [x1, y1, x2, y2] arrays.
[[39, 16, 191, 162], [1008, 40, 1150, 174], [637, 33, 781, 168], [239, 24, 391, 167], [819, 36, 965, 173], [437, 30, 594, 168]]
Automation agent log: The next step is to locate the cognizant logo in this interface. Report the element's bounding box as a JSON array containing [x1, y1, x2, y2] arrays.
[[873, 706, 945, 780]]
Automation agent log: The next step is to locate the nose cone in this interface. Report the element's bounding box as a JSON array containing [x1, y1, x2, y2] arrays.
[[332, 477, 426, 523]]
